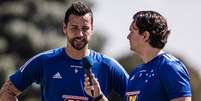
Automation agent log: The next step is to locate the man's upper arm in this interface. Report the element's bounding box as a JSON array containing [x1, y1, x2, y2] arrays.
[[9, 53, 44, 91], [109, 59, 129, 98], [0, 80, 21, 101], [171, 97, 191, 101], [159, 62, 191, 99]]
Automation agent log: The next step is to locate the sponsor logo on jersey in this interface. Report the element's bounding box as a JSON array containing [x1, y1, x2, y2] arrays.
[[70, 65, 82, 68], [62, 95, 88, 101], [70, 65, 82, 74]]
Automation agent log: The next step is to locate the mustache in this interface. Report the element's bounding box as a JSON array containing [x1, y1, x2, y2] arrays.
[[70, 36, 88, 50], [73, 37, 86, 42]]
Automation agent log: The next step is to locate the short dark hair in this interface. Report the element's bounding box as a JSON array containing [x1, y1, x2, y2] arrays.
[[133, 11, 171, 49], [64, 1, 93, 24]]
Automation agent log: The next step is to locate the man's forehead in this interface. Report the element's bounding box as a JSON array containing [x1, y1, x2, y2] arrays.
[[68, 15, 92, 25], [70, 13, 91, 20], [68, 21, 91, 28], [129, 21, 135, 30]]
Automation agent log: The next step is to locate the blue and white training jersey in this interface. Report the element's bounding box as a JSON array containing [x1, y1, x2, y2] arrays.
[[10, 48, 129, 101], [126, 52, 191, 101]]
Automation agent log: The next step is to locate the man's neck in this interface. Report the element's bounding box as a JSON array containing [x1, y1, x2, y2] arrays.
[[65, 45, 90, 60], [139, 47, 162, 63]]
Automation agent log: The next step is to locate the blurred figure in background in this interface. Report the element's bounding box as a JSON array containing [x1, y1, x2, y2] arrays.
[[125, 10, 191, 101], [0, 1, 128, 101]]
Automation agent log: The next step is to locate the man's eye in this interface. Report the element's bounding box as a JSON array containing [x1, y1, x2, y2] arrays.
[[82, 27, 89, 32], [71, 27, 78, 31]]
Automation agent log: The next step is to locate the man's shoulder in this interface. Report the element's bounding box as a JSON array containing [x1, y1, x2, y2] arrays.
[[159, 53, 185, 67], [91, 50, 118, 64], [161, 53, 179, 62], [91, 50, 124, 70], [30, 48, 64, 61], [91, 50, 129, 78], [158, 53, 188, 74]]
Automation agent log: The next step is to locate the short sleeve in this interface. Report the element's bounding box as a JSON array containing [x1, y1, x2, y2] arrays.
[[159, 61, 191, 100], [9, 54, 43, 91], [106, 58, 129, 98]]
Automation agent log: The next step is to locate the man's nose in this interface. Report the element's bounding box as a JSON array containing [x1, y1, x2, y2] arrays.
[[127, 33, 131, 39], [77, 30, 84, 37]]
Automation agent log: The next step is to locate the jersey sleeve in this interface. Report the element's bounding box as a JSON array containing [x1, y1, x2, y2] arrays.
[[158, 61, 191, 100], [9, 54, 43, 92], [106, 58, 129, 98]]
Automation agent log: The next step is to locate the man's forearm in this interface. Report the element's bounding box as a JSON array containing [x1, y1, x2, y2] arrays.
[[99, 95, 109, 101], [171, 97, 191, 101], [0, 91, 18, 101], [0, 80, 21, 101]]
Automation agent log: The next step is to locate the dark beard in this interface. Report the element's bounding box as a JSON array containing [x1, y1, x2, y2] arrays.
[[70, 37, 88, 50]]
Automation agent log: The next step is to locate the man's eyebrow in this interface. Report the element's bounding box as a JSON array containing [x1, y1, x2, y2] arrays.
[[82, 26, 89, 28], [70, 25, 78, 27]]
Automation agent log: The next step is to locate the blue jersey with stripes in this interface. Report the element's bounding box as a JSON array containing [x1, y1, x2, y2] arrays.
[[10, 48, 128, 101], [125, 52, 191, 101]]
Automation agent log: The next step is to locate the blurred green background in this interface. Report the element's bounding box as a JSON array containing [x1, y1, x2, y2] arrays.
[[0, 0, 200, 101]]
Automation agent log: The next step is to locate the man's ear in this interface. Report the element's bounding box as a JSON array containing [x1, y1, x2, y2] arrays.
[[143, 31, 150, 42], [63, 22, 67, 34]]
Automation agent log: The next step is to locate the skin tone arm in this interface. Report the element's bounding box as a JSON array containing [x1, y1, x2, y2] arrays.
[[0, 80, 21, 101], [171, 97, 191, 101], [84, 74, 108, 101]]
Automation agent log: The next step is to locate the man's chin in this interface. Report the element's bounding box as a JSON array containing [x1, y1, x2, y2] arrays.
[[72, 45, 87, 50], [72, 46, 84, 50], [70, 40, 88, 50], [75, 48, 84, 50]]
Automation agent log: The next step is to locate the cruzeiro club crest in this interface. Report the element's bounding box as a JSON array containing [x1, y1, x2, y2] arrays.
[[126, 91, 140, 101], [128, 95, 137, 101]]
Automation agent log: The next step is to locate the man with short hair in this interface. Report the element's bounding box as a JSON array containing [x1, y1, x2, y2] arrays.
[[84, 10, 192, 101], [126, 10, 191, 101], [0, 1, 128, 101]]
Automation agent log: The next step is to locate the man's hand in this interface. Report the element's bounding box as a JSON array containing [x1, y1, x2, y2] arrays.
[[84, 74, 108, 101], [0, 80, 21, 101], [0, 91, 18, 101], [84, 74, 101, 97]]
